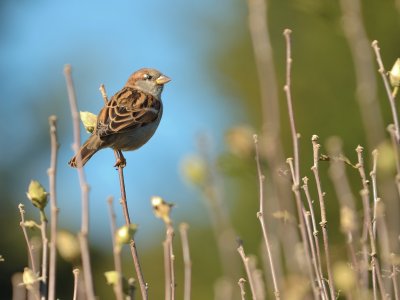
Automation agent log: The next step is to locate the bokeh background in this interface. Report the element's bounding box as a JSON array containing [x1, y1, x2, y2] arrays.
[[1, 0, 400, 299]]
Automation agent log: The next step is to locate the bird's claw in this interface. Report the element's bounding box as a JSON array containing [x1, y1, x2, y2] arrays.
[[114, 157, 126, 168]]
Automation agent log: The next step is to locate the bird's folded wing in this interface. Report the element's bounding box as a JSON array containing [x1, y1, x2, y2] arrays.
[[96, 87, 161, 137]]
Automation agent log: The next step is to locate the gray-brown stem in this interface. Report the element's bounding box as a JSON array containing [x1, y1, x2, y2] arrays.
[[179, 223, 192, 300], [47, 116, 59, 300], [253, 134, 280, 299], [107, 197, 124, 300], [64, 64, 96, 299], [311, 135, 336, 299]]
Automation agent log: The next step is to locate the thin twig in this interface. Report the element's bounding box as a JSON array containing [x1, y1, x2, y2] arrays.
[[237, 242, 257, 300], [283, 29, 300, 185], [163, 237, 171, 300], [253, 134, 280, 299], [372, 256, 378, 300], [47, 115, 59, 300], [311, 135, 336, 299], [107, 197, 124, 300], [302, 178, 329, 300], [39, 213, 48, 300], [388, 125, 400, 198], [167, 224, 176, 300], [64, 64, 96, 299], [303, 210, 326, 300], [370, 151, 391, 273], [355, 149, 369, 227], [238, 278, 247, 300], [364, 150, 389, 299], [117, 151, 148, 300], [391, 259, 399, 300], [164, 224, 175, 300], [371, 41, 400, 142], [368, 220, 388, 300], [374, 262, 388, 300], [287, 159, 317, 298], [283, 29, 316, 291], [282, 31, 321, 295], [100, 84, 148, 300], [356, 145, 371, 291], [72, 269, 80, 300], [18, 204, 37, 275], [179, 223, 192, 300], [152, 198, 176, 300], [370, 150, 379, 239]]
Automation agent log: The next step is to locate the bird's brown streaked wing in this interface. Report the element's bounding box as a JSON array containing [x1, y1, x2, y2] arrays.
[[96, 87, 161, 137]]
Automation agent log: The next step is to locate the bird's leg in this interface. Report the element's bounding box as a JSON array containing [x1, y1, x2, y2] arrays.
[[114, 150, 126, 168]]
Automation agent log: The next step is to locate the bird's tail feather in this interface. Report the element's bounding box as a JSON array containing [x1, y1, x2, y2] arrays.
[[68, 136, 101, 168]]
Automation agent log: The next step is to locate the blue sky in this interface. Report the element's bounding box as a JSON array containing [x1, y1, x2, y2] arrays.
[[0, 1, 245, 247]]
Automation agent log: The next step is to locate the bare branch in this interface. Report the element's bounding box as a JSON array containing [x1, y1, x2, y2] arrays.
[[72, 269, 80, 300], [371, 41, 400, 142], [100, 85, 148, 299], [253, 134, 280, 299], [47, 115, 59, 300], [311, 135, 336, 299], [179, 223, 192, 300], [238, 278, 247, 300], [237, 242, 257, 300], [107, 197, 124, 300], [64, 64, 96, 299], [18, 204, 37, 275]]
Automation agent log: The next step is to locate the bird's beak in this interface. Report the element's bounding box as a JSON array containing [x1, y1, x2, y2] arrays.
[[156, 75, 171, 85]]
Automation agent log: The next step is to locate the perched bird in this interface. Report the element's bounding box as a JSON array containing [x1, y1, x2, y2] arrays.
[[69, 68, 170, 168]]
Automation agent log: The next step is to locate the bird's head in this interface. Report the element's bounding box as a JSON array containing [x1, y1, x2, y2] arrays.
[[126, 68, 171, 98]]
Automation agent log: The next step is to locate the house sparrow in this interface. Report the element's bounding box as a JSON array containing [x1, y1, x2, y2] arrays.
[[69, 68, 171, 168]]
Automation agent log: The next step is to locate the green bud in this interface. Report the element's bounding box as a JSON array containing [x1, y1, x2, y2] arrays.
[[104, 271, 132, 295], [80, 111, 97, 133], [390, 58, 400, 87], [56, 230, 81, 263], [377, 141, 396, 175], [225, 125, 254, 158], [151, 196, 174, 225], [116, 224, 137, 246], [21, 267, 39, 289], [104, 271, 119, 285], [272, 210, 294, 223], [181, 155, 207, 186], [333, 262, 356, 292], [23, 220, 39, 229], [340, 206, 357, 233], [26, 180, 48, 210]]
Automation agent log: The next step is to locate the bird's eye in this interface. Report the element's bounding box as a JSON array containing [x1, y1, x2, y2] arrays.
[[143, 74, 153, 80]]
